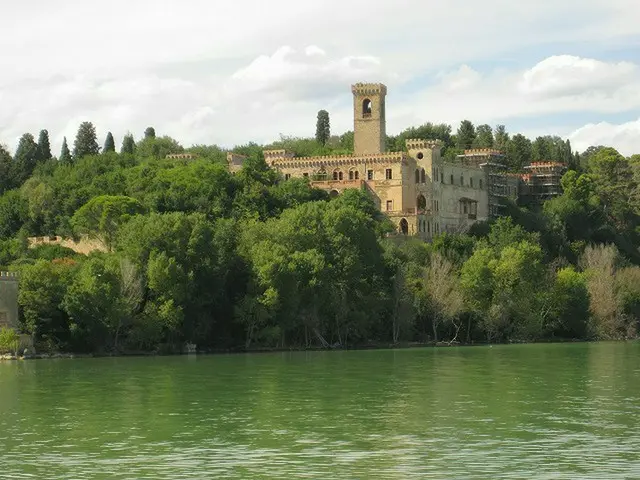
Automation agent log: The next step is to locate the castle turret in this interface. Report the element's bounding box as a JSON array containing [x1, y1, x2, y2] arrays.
[[352, 83, 387, 155]]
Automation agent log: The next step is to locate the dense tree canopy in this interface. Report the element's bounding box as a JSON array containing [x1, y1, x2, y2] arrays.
[[0, 117, 638, 354]]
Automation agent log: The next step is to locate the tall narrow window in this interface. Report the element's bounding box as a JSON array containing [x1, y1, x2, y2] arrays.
[[470, 177, 474, 188], [460, 175, 464, 186], [421, 169, 426, 183], [285, 174, 291, 180], [386, 168, 392, 180], [386, 200, 393, 211], [367, 170, 374, 180], [450, 174, 454, 184], [363, 99, 372, 117], [415, 169, 420, 184]]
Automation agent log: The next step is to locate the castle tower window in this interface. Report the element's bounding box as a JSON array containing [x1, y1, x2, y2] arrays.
[[440, 172, 444, 183], [285, 174, 291, 180], [385, 168, 392, 180], [363, 99, 372, 117], [415, 169, 420, 184], [470, 177, 474, 188], [460, 175, 464, 186], [450, 174, 454, 184], [333, 170, 343, 181], [367, 169, 374, 180], [303, 172, 308, 178], [354, 170, 359, 180], [386, 200, 393, 211], [417, 152, 424, 160], [417, 194, 427, 211], [421, 169, 426, 183]]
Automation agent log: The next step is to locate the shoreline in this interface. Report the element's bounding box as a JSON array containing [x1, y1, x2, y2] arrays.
[[0, 337, 601, 361]]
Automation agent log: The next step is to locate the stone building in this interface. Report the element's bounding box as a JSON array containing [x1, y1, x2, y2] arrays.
[[228, 82, 493, 238], [519, 162, 568, 205], [0, 272, 19, 330]]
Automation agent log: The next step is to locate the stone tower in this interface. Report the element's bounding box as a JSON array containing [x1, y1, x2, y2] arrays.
[[352, 83, 387, 155]]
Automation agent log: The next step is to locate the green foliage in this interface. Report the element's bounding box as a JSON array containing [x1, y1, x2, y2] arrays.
[[0, 118, 638, 353], [71, 195, 146, 251], [73, 122, 100, 160], [456, 120, 476, 149], [59, 137, 72, 164], [0, 327, 20, 354], [136, 135, 183, 159], [37, 129, 52, 161], [315, 110, 331, 146], [13, 133, 40, 186], [144, 127, 156, 139], [103, 132, 116, 153], [121, 133, 136, 155]]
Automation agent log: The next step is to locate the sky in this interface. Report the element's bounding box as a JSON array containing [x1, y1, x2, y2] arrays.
[[1, 0, 640, 157]]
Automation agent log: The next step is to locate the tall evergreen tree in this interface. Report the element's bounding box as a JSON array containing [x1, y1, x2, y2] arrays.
[[104, 132, 116, 153], [60, 137, 72, 163], [37, 129, 52, 161], [455, 120, 476, 149], [144, 127, 156, 139], [473, 124, 494, 148], [506, 134, 532, 170], [494, 125, 509, 151], [13, 133, 39, 185], [121, 133, 136, 155], [73, 121, 100, 160], [0, 144, 13, 193], [315, 110, 330, 146]]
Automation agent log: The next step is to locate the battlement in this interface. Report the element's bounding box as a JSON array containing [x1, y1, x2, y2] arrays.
[[0, 271, 18, 281], [462, 149, 505, 156], [263, 149, 295, 160], [270, 151, 407, 167], [525, 162, 567, 168], [351, 83, 387, 96], [405, 139, 443, 151], [166, 153, 198, 160]]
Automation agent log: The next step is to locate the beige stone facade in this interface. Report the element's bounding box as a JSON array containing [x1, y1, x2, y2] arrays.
[[229, 82, 494, 238], [27, 235, 107, 255]]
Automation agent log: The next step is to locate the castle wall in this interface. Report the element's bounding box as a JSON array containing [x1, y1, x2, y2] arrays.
[[0, 273, 19, 330], [27, 235, 107, 255]]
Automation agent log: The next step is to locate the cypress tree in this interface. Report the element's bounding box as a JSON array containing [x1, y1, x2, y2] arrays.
[[121, 133, 136, 155], [60, 137, 72, 163], [144, 127, 156, 139], [73, 121, 100, 160], [13, 133, 39, 185], [315, 110, 330, 146], [455, 120, 476, 149], [37, 129, 52, 161], [104, 132, 116, 153]]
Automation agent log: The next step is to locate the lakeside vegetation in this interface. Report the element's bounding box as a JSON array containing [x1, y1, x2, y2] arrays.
[[1, 119, 640, 355]]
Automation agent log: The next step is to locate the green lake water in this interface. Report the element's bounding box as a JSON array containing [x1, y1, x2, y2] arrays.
[[1, 342, 639, 479]]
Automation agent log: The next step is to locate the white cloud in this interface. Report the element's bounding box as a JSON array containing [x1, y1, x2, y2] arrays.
[[1, 0, 640, 155], [568, 119, 640, 156]]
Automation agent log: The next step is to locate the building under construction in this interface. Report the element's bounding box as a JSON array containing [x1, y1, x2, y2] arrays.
[[519, 162, 568, 205]]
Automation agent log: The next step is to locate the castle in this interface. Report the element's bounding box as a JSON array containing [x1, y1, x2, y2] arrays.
[[227, 82, 506, 237]]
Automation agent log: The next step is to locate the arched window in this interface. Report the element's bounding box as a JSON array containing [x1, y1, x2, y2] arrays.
[[417, 194, 427, 211], [399, 218, 409, 235], [354, 170, 359, 180], [333, 170, 343, 181], [415, 169, 420, 184], [421, 169, 426, 184], [363, 99, 372, 117], [349, 170, 354, 180]]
